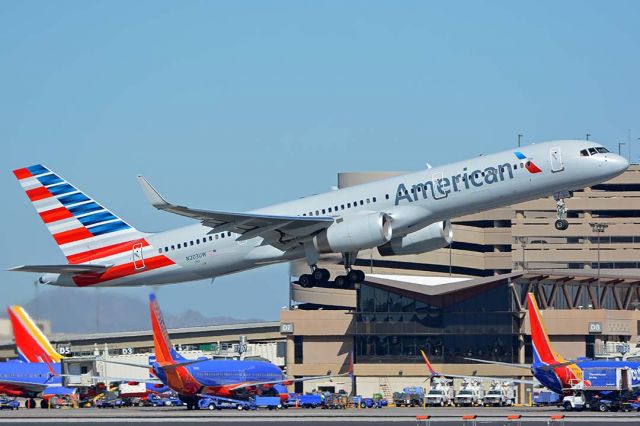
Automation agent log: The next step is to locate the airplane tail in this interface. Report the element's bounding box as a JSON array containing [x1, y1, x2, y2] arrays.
[[527, 293, 582, 386], [7, 305, 62, 363], [13, 164, 144, 264], [420, 349, 438, 376], [526, 293, 565, 366], [149, 293, 185, 365]]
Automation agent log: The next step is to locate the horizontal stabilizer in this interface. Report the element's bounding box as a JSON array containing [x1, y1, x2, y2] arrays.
[[8, 264, 112, 274]]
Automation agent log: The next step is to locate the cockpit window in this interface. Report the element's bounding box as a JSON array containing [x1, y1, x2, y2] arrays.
[[580, 149, 589, 157], [588, 147, 598, 155], [596, 147, 609, 153]]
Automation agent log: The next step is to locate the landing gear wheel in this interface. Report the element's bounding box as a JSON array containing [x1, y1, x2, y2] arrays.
[[312, 268, 330, 283], [555, 219, 569, 231], [299, 274, 315, 288], [26, 399, 36, 409], [40, 399, 49, 409], [334, 275, 348, 288], [347, 269, 365, 283]]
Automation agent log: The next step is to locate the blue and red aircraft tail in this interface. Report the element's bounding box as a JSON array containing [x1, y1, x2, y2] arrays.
[[13, 164, 144, 263], [149, 293, 185, 365], [7, 305, 62, 364], [527, 293, 582, 387]]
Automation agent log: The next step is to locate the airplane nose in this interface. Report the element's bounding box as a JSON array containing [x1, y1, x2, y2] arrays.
[[609, 154, 630, 173]]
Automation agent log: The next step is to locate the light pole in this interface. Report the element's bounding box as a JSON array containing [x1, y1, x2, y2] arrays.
[[619, 142, 626, 156], [590, 222, 608, 308], [586, 133, 591, 141], [518, 134, 523, 147], [517, 237, 527, 270]]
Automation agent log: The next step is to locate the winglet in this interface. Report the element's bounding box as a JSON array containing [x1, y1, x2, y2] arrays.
[[137, 175, 170, 209], [420, 349, 438, 376]]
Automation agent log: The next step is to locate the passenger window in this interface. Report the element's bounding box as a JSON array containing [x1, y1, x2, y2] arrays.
[[366, 198, 370, 204], [177, 243, 181, 249], [158, 248, 162, 254], [303, 213, 306, 216], [196, 239, 200, 244], [341, 204, 345, 210], [373, 197, 377, 202], [309, 212, 313, 216], [360, 200, 364, 205], [347, 203, 351, 208], [315, 210, 319, 215], [215, 234, 219, 240], [184, 242, 187, 247], [171, 245, 175, 250], [209, 236, 213, 241], [328, 207, 332, 213], [334, 205, 338, 211], [164, 247, 168, 252], [513, 164, 517, 169], [322, 209, 326, 214], [385, 194, 389, 200], [227, 232, 231, 237], [221, 234, 225, 238]]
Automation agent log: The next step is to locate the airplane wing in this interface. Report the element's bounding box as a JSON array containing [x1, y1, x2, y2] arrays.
[[0, 378, 50, 395], [227, 372, 351, 391], [421, 351, 537, 385], [463, 358, 531, 369], [137, 175, 334, 243], [8, 264, 112, 274]]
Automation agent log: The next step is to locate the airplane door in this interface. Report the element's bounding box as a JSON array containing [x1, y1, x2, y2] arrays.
[[550, 147, 564, 172], [132, 243, 145, 270], [432, 172, 448, 200]]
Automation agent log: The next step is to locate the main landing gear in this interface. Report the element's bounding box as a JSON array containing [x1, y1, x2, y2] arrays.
[[553, 190, 572, 231], [298, 252, 366, 288]]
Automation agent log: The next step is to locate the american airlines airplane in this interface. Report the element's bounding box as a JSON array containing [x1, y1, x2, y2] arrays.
[[10, 140, 628, 288]]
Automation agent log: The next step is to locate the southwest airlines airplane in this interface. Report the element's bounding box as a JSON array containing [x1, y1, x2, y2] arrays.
[[101, 293, 346, 409], [0, 305, 73, 408], [10, 140, 628, 288]]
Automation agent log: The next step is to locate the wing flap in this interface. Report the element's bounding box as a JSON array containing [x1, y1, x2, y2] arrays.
[[8, 264, 112, 274]]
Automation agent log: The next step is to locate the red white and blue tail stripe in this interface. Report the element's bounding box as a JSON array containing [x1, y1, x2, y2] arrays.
[[13, 164, 143, 261]]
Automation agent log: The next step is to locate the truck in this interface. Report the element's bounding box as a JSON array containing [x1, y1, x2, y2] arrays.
[[562, 367, 635, 412], [454, 379, 485, 407], [425, 378, 455, 407], [482, 381, 516, 407], [392, 386, 425, 407]]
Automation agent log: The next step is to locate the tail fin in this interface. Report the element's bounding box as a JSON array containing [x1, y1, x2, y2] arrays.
[[527, 293, 583, 387], [7, 305, 62, 363], [13, 164, 144, 263], [420, 349, 438, 376], [149, 293, 184, 365], [526, 293, 565, 366]]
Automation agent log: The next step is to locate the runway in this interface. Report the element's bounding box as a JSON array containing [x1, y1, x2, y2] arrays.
[[0, 406, 638, 425]]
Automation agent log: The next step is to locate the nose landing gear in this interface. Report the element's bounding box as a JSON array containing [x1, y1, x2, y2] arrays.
[[553, 191, 572, 231]]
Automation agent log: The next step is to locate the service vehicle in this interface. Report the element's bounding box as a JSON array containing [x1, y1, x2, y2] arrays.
[[483, 381, 516, 407], [425, 378, 455, 407], [0, 398, 19, 410], [454, 379, 485, 406], [393, 386, 425, 407]]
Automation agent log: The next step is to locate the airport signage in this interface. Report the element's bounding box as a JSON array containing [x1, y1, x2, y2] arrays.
[[57, 343, 71, 355], [280, 323, 294, 334], [589, 322, 602, 334]]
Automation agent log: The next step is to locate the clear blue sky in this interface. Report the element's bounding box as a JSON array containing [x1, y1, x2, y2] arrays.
[[1, 1, 639, 321]]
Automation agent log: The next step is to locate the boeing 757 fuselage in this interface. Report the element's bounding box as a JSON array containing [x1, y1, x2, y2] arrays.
[[10, 140, 628, 288]]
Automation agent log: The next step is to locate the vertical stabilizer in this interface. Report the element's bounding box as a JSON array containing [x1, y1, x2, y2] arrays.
[[149, 294, 184, 364], [7, 305, 62, 363], [13, 164, 144, 263]]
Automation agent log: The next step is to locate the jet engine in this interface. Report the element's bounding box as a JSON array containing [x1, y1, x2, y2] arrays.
[[377, 220, 453, 256], [313, 212, 392, 253]]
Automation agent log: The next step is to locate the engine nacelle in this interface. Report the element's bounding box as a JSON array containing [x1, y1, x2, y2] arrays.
[[313, 212, 392, 253], [377, 220, 453, 256]]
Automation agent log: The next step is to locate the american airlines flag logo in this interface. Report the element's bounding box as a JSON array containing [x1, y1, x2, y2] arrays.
[[514, 151, 542, 174]]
